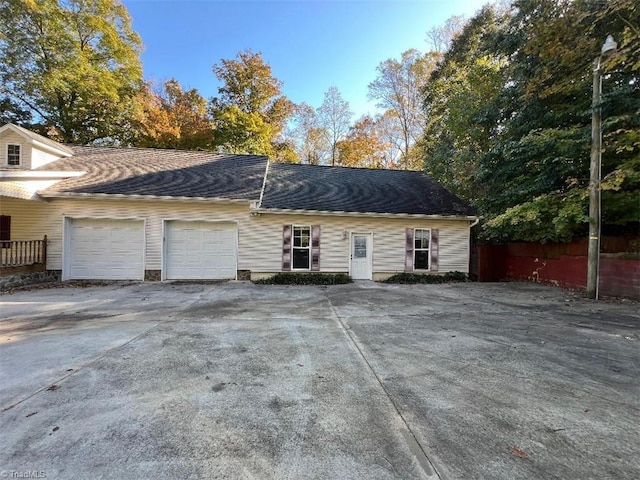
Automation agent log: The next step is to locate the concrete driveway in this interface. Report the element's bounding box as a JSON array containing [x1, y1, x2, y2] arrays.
[[1, 281, 638, 479]]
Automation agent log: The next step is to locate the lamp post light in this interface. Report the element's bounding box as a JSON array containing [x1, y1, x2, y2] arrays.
[[587, 35, 617, 300]]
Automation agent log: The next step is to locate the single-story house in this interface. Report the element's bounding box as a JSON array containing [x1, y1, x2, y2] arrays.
[[0, 123, 477, 281]]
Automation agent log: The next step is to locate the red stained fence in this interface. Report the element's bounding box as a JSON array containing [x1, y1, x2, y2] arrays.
[[475, 238, 640, 300]]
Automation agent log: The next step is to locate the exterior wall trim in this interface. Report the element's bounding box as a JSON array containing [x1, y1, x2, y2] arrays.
[[0, 171, 85, 179], [39, 192, 255, 204], [253, 207, 477, 222]]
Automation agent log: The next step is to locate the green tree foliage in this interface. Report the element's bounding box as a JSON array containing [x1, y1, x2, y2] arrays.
[[421, 0, 639, 243], [213, 105, 274, 155], [134, 79, 212, 150], [422, 7, 505, 202], [210, 50, 295, 158], [0, 0, 143, 144]]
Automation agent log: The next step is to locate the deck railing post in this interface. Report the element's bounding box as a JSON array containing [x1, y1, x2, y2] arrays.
[[43, 235, 48, 267]]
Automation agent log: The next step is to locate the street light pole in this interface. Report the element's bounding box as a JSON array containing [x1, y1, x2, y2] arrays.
[[587, 35, 617, 300]]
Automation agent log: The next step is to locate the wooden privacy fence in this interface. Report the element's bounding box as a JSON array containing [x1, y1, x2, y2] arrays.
[[1, 236, 47, 268]]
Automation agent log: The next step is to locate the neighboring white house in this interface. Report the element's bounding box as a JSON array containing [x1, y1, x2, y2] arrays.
[[0, 123, 477, 281]]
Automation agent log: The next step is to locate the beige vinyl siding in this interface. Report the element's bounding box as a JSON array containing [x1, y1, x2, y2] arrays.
[[0, 197, 249, 271], [31, 147, 63, 169], [244, 213, 471, 273], [0, 131, 31, 168], [0, 196, 472, 274]]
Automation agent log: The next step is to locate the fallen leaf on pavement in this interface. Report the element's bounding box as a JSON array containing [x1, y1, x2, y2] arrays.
[[509, 447, 528, 459]]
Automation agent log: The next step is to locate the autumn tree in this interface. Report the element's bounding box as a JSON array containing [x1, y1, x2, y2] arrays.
[[368, 49, 437, 169], [289, 102, 329, 165], [134, 79, 212, 149], [336, 116, 391, 169], [210, 50, 295, 157], [426, 15, 466, 53], [0, 0, 143, 143], [317, 87, 353, 166]]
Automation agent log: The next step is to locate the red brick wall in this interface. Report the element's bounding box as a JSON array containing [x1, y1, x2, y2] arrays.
[[475, 239, 640, 300]]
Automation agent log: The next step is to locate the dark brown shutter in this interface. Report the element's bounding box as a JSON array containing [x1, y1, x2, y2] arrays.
[[0, 215, 10, 242], [431, 228, 439, 271], [404, 228, 414, 272], [311, 225, 320, 271], [282, 225, 292, 271]]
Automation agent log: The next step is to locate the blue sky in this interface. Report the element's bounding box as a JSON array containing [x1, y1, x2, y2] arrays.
[[123, 0, 489, 117]]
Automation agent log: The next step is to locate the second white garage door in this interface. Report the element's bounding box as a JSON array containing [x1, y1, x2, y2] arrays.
[[164, 221, 237, 280]]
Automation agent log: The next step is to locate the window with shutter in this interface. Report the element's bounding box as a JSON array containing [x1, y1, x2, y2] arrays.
[[292, 226, 311, 270], [414, 228, 430, 270]]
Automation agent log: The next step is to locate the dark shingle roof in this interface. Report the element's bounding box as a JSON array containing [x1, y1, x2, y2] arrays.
[[38, 145, 268, 200], [260, 163, 476, 216]]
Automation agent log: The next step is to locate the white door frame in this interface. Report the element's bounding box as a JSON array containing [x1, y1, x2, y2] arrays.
[[349, 232, 373, 280]]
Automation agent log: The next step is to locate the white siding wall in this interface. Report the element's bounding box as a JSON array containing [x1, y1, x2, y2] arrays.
[[31, 147, 63, 169], [0, 131, 31, 168], [0, 197, 472, 274]]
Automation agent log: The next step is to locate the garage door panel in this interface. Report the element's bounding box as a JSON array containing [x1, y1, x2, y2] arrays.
[[165, 221, 237, 280], [67, 218, 144, 280]]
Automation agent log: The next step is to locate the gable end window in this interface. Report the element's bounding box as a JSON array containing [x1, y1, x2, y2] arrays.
[[7, 144, 21, 166], [414, 228, 430, 270], [292, 226, 311, 270]]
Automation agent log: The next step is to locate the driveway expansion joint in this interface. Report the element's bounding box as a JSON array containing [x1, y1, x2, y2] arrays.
[[324, 292, 442, 480]]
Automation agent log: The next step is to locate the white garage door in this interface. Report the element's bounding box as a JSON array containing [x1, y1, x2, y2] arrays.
[[165, 221, 237, 280], [66, 218, 144, 280]]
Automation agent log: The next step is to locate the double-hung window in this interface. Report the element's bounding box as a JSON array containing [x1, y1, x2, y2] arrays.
[[292, 226, 311, 269], [7, 144, 21, 166], [414, 228, 430, 270]]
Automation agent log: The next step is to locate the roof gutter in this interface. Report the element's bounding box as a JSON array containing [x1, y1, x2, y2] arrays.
[[251, 207, 477, 221], [37, 191, 256, 204]]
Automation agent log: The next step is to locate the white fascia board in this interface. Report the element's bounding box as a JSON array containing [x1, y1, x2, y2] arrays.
[[0, 170, 85, 179], [37, 191, 256, 204], [252, 207, 478, 222], [32, 139, 74, 157]]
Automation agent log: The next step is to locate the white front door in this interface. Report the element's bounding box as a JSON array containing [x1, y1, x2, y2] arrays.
[[350, 233, 372, 280]]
